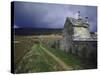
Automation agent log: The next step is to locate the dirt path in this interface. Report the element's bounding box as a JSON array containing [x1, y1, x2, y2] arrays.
[[40, 45, 73, 70]]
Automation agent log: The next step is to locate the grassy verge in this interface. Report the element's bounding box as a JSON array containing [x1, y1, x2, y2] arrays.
[[15, 44, 68, 73], [41, 44, 84, 69]]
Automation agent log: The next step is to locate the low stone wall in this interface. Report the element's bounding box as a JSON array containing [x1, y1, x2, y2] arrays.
[[41, 40, 60, 49]]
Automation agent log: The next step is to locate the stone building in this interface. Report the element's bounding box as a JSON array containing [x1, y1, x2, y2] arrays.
[[61, 12, 97, 66], [40, 12, 97, 62]]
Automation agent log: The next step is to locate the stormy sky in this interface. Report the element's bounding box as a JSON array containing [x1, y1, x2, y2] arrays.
[[13, 1, 97, 32]]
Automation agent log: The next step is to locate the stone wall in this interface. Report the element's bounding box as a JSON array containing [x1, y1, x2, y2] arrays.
[[42, 40, 61, 49], [62, 18, 73, 52], [71, 41, 97, 65]]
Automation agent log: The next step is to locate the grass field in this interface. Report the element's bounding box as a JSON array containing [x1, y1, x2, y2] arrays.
[[14, 35, 91, 73]]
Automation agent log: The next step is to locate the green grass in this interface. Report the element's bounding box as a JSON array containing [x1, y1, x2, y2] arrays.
[[15, 44, 67, 73], [14, 36, 90, 73], [41, 44, 83, 69]]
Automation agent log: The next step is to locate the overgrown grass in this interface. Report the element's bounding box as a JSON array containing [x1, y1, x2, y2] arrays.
[[15, 44, 67, 73], [14, 36, 91, 73], [41, 44, 83, 69]]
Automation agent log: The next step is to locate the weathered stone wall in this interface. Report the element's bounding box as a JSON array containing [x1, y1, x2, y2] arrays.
[[62, 18, 73, 52], [42, 40, 61, 49], [71, 41, 97, 64], [62, 17, 97, 65]]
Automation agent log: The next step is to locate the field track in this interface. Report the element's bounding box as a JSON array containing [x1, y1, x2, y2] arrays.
[[40, 44, 72, 70]]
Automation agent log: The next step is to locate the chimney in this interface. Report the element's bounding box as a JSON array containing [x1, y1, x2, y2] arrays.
[[78, 11, 81, 19], [85, 17, 88, 23]]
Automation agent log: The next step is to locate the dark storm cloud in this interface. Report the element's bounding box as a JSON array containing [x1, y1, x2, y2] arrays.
[[14, 1, 97, 32]]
